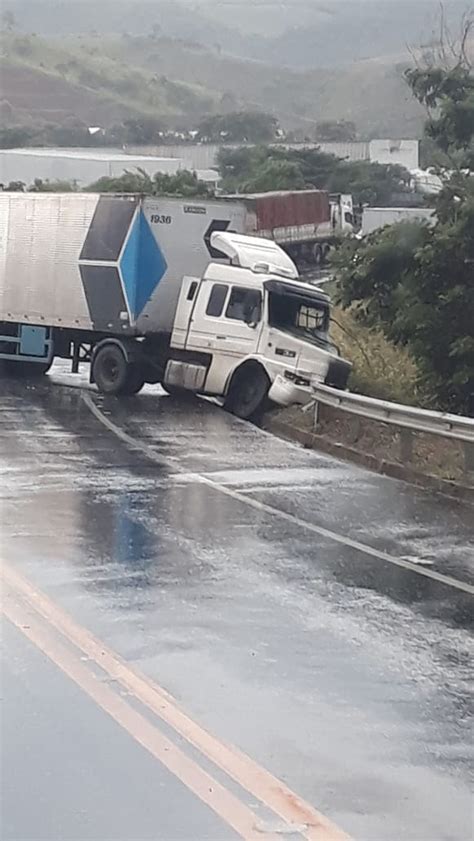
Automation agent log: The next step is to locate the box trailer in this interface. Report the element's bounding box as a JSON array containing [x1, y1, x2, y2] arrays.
[[361, 206, 436, 235], [223, 190, 355, 264], [0, 193, 351, 418]]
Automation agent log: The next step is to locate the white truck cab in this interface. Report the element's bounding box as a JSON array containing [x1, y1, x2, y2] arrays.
[[165, 232, 351, 418]]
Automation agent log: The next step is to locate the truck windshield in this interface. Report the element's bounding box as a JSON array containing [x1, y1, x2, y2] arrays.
[[268, 292, 330, 347]]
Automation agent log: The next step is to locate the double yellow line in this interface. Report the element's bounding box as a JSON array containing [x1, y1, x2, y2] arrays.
[[1, 561, 350, 841]]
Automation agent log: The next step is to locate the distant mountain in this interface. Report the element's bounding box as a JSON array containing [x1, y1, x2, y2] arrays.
[[0, 32, 426, 138], [2, 0, 254, 53], [255, 0, 471, 68], [3, 0, 469, 68]]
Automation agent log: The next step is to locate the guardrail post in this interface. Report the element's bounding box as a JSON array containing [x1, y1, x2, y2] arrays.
[[463, 442, 474, 480], [313, 400, 320, 432], [399, 429, 413, 464]]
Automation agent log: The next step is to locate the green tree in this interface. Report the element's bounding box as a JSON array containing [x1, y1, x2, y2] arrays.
[[2, 181, 25, 192], [405, 64, 474, 168], [405, 16, 474, 169], [85, 168, 213, 198], [242, 159, 306, 192], [336, 20, 474, 414], [109, 117, 165, 146], [218, 145, 410, 204], [335, 187, 474, 413], [198, 112, 279, 144], [314, 120, 357, 142], [29, 178, 79, 192], [0, 126, 40, 148]]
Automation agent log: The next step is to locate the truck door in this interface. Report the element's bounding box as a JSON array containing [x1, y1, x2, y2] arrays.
[[186, 280, 263, 390]]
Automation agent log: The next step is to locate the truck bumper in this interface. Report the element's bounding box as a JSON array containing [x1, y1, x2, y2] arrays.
[[268, 374, 313, 407]]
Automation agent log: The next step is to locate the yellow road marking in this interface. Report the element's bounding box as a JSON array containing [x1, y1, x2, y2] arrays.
[[2, 583, 280, 841], [2, 561, 351, 841]]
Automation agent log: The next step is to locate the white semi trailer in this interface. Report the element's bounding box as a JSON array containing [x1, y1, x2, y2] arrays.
[[0, 193, 351, 419], [361, 206, 436, 235]]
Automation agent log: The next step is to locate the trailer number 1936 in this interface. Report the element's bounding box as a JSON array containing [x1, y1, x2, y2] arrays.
[[150, 214, 172, 225]]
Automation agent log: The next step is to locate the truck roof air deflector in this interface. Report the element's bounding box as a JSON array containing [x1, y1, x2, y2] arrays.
[[210, 232, 299, 279]]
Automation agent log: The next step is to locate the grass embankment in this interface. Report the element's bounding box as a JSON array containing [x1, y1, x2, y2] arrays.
[[268, 309, 469, 487], [330, 307, 420, 406]]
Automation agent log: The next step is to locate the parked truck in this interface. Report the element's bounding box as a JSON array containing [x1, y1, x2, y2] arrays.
[[222, 190, 355, 264], [361, 206, 436, 236], [0, 193, 351, 419]]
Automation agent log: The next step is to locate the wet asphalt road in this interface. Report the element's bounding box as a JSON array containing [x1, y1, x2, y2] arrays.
[[1, 363, 473, 841]]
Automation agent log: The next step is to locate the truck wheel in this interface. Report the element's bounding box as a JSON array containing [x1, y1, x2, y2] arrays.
[[322, 243, 332, 264], [225, 365, 270, 421], [121, 367, 145, 396], [312, 244, 323, 265], [92, 344, 138, 395]]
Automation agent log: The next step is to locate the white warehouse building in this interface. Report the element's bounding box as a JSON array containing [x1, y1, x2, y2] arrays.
[[0, 148, 219, 188]]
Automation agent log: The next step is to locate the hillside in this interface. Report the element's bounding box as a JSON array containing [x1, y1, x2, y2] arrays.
[[0, 33, 426, 138], [3, 0, 469, 68], [0, 33, 218, 128]]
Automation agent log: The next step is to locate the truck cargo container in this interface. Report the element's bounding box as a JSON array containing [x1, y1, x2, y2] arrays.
[[222, 191, 355, 264], [361, 206, 436, 235], [0, 193, 351, 418]]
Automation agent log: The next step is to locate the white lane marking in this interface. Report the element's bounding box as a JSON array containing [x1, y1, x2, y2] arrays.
[[83, 393, 474, 597]]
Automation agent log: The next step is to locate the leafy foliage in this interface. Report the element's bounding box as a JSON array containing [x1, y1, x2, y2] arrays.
[[314, 120, 357, 142], [85, 168, 213, 197], [335, 189, 474, 414], [335, 20, 474, 415], [405, 65, 474, 167], [218, 145, 410, 205], [197, 112, 279, 143], [29, 178, 80, 192]]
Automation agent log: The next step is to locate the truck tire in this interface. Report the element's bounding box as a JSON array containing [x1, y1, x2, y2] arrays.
[[224, 364, 270, 421], [312, 243, 323, 265], [92, 344, 144, 396], [121, 367, 146, 396], [322, 243, 331, 263]]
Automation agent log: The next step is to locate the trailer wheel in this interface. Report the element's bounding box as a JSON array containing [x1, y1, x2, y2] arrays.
[[224, 364, 270, 421], [312, 243, 323, 265], [322, 243, 332, 263], [92, 344, 141, 395]]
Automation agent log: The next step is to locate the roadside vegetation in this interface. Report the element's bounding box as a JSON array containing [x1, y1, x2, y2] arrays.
[[217, 145, 411, 206], [333, 18, 474, 416], [2, 169, 214, 197], [330, 307, 421, 406]]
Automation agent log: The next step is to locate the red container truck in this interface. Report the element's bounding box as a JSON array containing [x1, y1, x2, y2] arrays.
[[222, 190, 354, 264]]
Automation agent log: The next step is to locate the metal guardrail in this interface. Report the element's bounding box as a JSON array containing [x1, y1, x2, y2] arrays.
[[311, 383, 474, 443], [309, 383, 474, 477]]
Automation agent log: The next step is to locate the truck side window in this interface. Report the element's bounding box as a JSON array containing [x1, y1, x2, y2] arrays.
[[226, 288, 262, 323], [206, 284, 228, 317]]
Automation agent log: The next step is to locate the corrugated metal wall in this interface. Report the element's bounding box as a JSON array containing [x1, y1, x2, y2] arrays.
[[127, 140, 418, 171]]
